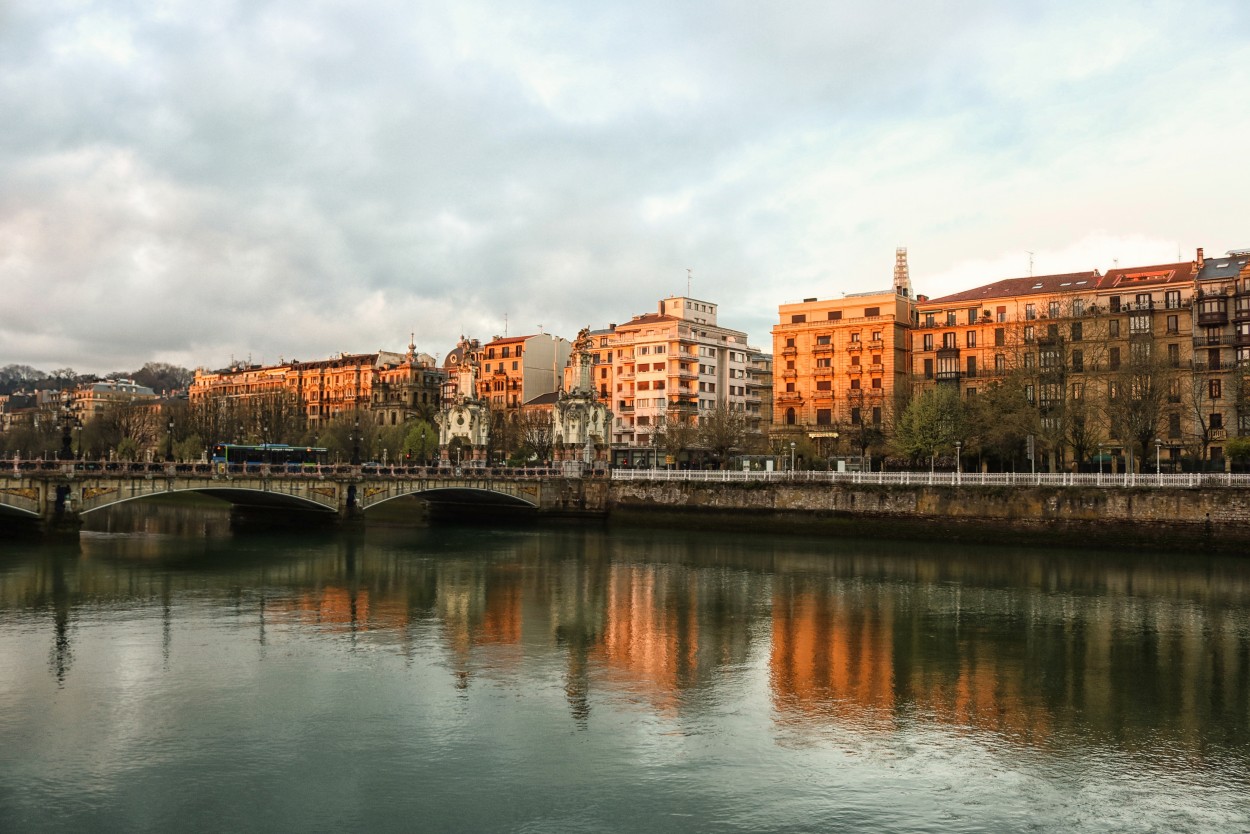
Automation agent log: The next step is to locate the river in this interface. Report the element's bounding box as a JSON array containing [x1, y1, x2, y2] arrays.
[[1, 498, 1248, 832]]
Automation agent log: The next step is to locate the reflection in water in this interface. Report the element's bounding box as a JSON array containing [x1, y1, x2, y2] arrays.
[[2, 501, 1249, 831]]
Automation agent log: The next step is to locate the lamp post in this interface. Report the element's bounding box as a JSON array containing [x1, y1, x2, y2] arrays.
[[1098, 443, 1104, 483], [955, 440, 962, 481], [1155, 438, 1162, 477], [74, 421, 82, 460], [419, 424, 427, 467], [166, 417, 175, 462], [790, 441, 796, 473]]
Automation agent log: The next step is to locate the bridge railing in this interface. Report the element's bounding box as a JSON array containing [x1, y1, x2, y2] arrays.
[[0, 460, 589, 480], [609, 468, 1250, 489]]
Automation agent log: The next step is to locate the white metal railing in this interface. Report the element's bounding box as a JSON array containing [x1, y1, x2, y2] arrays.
[[609, 468, 1250, 489]]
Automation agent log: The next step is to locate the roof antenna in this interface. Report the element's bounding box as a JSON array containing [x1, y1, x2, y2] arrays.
[[1027, 251, 1034, 277], [504, 312, 508, 337], [687, 268, 692, 297]]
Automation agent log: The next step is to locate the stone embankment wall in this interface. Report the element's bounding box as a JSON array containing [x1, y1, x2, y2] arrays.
[[607, 481, 1250, 551]]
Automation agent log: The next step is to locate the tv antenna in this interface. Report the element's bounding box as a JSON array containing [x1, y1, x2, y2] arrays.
[[1027, 251, 1034, 277], [687, 268, 692, 297]]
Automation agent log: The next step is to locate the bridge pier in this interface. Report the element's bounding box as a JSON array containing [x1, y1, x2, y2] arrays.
[[42, 482, 82, 536]]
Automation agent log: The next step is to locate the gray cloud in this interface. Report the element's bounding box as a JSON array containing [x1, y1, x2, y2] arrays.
[[1, 0, 1247, 374]]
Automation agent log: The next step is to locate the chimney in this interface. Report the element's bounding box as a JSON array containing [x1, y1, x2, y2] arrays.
[[1197, 247, 1205, 269]]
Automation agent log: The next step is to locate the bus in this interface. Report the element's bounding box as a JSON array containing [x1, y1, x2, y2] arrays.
[[209, 444, 329, 471]]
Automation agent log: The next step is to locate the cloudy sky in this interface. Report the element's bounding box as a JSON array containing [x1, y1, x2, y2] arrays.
[[2, 0, 1247, 375]]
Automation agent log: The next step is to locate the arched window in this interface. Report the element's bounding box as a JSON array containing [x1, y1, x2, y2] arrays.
[[786, 407, 796, 425]]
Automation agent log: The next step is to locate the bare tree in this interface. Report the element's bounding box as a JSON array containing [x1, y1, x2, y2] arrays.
[[698, 404, 748, 468], [656, 411, 698, 468], [516, 409, 556, 463]]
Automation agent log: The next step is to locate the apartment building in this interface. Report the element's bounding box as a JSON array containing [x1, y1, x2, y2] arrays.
[[596, 296, 751, 466], [1192, 248, 1250, 455], [772, 289, 915, 434], [475, 333, 572, 409], [912, 256, 1203, 467], [190, 348, 445, 431]]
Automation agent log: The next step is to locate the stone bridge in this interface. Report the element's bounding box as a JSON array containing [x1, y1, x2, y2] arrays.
[[0, 462, 607, 532]]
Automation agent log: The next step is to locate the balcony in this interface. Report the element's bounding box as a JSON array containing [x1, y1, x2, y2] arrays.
[[847, 365, 863, 375], [813, 343, 833, 354], [935, 371, 961, 382], [936, 347, 960, 360], [814, 365, 834, 376], [868, 363, 885, 374], [1199, 301, 1229, 326], [1194, 334, 1233, 347], [846, 342, 863, 352], [1236, 332, 1250, 347], [1235, 300, 1250, 322]]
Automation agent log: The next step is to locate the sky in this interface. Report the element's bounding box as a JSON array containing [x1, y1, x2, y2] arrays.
[[2, 0, 1248, 376]]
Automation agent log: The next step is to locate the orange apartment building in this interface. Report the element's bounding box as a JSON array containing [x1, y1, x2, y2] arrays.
[[190, 348, 446, 431], [474, 333, 572, 409], [771, 289, 915, 435]]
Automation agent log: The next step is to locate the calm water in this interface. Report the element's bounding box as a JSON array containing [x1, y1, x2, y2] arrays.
[[2, 501, 1249, 833]]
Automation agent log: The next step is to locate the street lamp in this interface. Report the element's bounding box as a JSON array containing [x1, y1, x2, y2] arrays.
[[166, 417, 175, 462], [1098, 443, 1104, 481], [74, 420, 82, 459], [790, 441, 796, 472], [1155, 438, 1162, 477], [955, 440, 962, 477]]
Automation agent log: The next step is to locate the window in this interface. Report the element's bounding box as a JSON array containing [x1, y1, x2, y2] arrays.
[[1071, 383, 1084, 400], [850, 332, 861, 342], [828, 311, 842, 321], [923, 359, 933, 379], [1070, 321, 1083, 341], [967, 308, 978, 325], [1049, 301, 1061, 318], [1072, 298, 1085, 317], [1166, 290, 1181, 309], [786, 408, 797, 425], [941, 332, 956, 349], [1211, 412, 1224, 430], [865, 307, 880, 317], [816, 381, 832, 391], [1168, 413, 1182, 438], [996, 306, 1007, 323], [1025, 303, 1036, 320], [512, 361, 518, 370], [1211, 379, 1222, 399], [1109, 347, 1120, 370], [871, 378, 882, 389], [994, 328, 1005, 347], [1072, 350, 1083, 372], [966, 331, 977, 348], [1024, 352, 1035, 369], [816, 357, 831, 368], [995, 353, 1006, 372], [791, 314, 806, 324], [966, 356, 977, 377], [786, 338, 795, 347], [851, 407, 862, 424], [871, 331, 882, 341], [785, 382, 795, 392], [1167, 343, 1180, 367], [851, 378, 861, 389], [946, 311, 957, 326], [816, 334, 831, 345], [1047, 323, 1059, 341], [924, 313, 935, 327], [1135, 292, 1152, 308], [871, 354, 882, 365], [1110, 296, 1121, 313], [872, 407, 882, 425], [851, 355, 861, 366], [1130, 314, 1151, 334], [786, 360, 795, 369], [1024, 326, 1035, 343], [923, 334, 934, 350], [816, 409, 832, 425], [1109, 320, 1120, 338]]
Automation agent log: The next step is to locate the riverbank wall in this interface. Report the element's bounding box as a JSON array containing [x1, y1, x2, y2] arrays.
[[606, 480, 1250, 551]]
